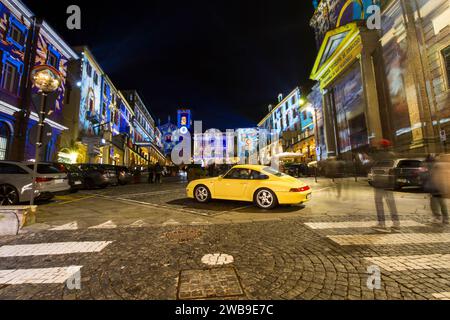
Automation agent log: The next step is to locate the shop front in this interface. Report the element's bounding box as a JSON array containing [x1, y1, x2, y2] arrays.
[[310, 22, 384, 158]]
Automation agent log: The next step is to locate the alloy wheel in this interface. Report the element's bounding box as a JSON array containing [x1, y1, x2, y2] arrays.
[[256, 190, 274, 208], [0, 185, 19, 206], [195, 186, 209, 202]]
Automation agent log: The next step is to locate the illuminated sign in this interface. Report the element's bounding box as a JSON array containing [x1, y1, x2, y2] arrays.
[[177, 109, 191, 129], [310, 23, 363, 89]]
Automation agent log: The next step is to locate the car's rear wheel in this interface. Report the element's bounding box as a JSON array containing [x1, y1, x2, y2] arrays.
[[194, 185, 211, 203], [254, 188, 278, 209], [0, 184, 19, 206]]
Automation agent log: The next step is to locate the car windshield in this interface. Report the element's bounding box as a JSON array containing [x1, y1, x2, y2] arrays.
[[374, 160, 395, 167], [27, 164, 61, 174], [262, 167, 285, 177]]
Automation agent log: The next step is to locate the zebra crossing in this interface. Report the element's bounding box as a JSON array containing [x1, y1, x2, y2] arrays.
[[303, 217, 450, 300], [0, 241, 113, 286]]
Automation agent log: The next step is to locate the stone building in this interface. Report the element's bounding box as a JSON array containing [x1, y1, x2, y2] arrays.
[[309, 0, 449, 159]]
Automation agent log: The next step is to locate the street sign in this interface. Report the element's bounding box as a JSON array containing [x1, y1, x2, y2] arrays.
[[441, 130, 447, 142]]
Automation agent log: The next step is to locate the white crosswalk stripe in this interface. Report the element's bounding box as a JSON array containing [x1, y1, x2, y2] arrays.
[[305, 220, 424, 230], [0, 266, 82, 285], [50, 222, 78, 231], [432, 292, 450, 300], [0, 241, 113, 257], [365, 254, 450, 271], [89, 221, 117, 229]]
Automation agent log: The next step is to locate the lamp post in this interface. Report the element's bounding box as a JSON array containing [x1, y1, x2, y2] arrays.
[[29, 65, 62, 206]]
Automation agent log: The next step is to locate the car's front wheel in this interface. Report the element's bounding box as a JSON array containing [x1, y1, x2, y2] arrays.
[[194, 185, 211, 203], [0, 184, 19, 206], [254, 188, 278, 209]]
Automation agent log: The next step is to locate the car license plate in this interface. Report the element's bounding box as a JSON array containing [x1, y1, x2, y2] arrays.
[[74, 181, 82, 185], [55, 179, 64, 184]]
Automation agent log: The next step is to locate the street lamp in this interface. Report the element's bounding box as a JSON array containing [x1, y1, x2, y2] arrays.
[[29, 65, 62, 206]]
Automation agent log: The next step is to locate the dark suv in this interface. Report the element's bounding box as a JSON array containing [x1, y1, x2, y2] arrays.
[[76, 164, 117, 189], [54, 163, 85, 193], [368, 158, 426, 190]]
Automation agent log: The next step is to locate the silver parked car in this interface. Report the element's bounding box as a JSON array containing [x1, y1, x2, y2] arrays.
[[0, 161, 70, 205]]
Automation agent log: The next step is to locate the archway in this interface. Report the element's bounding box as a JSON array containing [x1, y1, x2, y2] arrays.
[[0, 121, 12, 160]]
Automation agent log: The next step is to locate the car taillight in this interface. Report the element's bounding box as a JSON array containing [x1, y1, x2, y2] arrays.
[[290, 186, 310, 192], [36, 177, 53, 183]]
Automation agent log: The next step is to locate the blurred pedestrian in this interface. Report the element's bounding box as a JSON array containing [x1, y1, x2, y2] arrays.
[[372, 184, 400, 232], [424, 154, 449, 225], [155, 163, 163, 184], [148, 164, 155, 184]]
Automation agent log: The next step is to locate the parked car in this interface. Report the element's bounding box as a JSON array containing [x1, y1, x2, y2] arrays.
[[186, 165, 312, 209], [368, 158, 426, 190], [53, 163, 85, 193], [0, 161, 70, 205], [77, 164, 117, 189]]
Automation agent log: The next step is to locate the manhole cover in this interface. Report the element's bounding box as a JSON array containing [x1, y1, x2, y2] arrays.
[[177, 267, 244, 300], [164, 227, 202, 243]]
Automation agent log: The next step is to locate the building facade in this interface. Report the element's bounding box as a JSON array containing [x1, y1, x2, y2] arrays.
[[257, 87, 314, 163], [0, 0, 78, 161], [310, 0, 449, 160], [122, 90, 166, 165], [61, 47, 167, 166]]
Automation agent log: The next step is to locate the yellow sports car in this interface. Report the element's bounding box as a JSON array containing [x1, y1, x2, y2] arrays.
[[186, 165, 312, 209]]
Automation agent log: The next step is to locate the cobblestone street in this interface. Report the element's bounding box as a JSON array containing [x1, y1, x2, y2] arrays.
[[1, 178, 449, 300]]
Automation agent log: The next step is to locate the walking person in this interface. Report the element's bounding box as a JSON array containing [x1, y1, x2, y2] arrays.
[[373, 185, 400, 232], [155, 163, 163, 184], [424, 155, 449, 225], [148, 164, 155, 184]]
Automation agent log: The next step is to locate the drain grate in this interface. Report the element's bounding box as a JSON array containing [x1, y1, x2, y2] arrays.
[[177, 267, 244, 300], [164, 227, 202, 243]]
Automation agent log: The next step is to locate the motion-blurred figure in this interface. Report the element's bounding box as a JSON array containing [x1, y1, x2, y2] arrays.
[[373, 184, 400, 232], [424, 154, 449, 225]]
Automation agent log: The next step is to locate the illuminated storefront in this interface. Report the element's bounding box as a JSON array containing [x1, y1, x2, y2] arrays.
[[310, 0, 450, 156]]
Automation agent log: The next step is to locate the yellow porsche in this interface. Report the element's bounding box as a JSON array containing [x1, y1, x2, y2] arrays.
[[186, 165, 312, 209]]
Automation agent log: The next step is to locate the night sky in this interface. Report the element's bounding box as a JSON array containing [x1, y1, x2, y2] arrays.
[[23, 0, 317, 130]]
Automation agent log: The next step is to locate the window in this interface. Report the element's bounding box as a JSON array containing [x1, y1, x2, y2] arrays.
[[250, 170, 269, 180], [443, 46, 450, 88], [93, 72, 98, 85], [2, 62, 19, 94], [262, 167, 285, 177], [47, 51, 58, 68], [224, 168, 251, 180], [0, 163, 28, 174], [0, 122, 11, 160], [86, 62, 92, 77], [10, 24, 25, 46], [26, 164, 61, 174], [7, 16, 27, 50]]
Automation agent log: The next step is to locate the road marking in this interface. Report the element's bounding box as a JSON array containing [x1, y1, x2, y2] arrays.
[[314, 187, 333, 192], [163, 219, 180, 226], [89, 221, 117, 229], [128, 220, 147, 228], [328, 233, 450, 246], [305, 220, 424, 230], [0, 266, 82, 285], [0, 241, 113, 257], [365, 254, 450, 271], [57, 196, 96, 205], [50, 222, 78, 231], [122, 189, 185, 198], [432, 292, 450, 300]]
